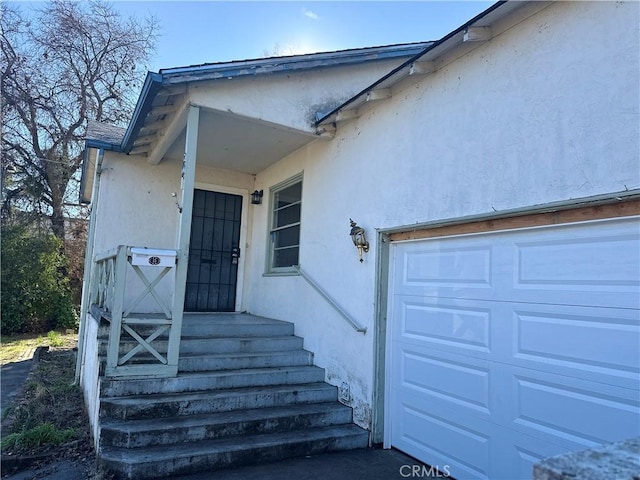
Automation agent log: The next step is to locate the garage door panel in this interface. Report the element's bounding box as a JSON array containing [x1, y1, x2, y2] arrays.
[[391, 294, 640, 389], [491, 424, 585, 480], [393, 296, 493, 355], [509, 220, 640, 308], [393, 343, 492, 415], [402, 243, 493, 286], [392, 393, 492, 480], [391, 393, 580, 480], [394, 218, 640, 308], [514, 226, 639, 290], [508, 367, 640, 448], [513, 306, 640, 389], [395, 240, 501, 302]]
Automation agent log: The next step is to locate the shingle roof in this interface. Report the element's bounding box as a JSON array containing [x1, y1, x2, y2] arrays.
[[86, 120, 126, 146]]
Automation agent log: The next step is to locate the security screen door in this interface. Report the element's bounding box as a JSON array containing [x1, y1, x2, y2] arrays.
[[185, 189, 242, 312]]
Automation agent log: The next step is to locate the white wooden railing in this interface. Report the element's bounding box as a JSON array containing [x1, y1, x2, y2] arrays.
[[90, 245, 179, 378]]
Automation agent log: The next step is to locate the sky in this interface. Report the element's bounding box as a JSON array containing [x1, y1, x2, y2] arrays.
[[106, 1, 496, 72]]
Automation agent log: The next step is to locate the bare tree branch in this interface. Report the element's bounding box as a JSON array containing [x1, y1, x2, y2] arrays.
[[1, 0, 158, 237]]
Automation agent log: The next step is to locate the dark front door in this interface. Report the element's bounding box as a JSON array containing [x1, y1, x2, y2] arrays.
[[185, 189, 242, 312]]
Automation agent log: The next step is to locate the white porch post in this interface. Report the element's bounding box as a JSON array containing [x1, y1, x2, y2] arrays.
[[167, 105, 200, 371]]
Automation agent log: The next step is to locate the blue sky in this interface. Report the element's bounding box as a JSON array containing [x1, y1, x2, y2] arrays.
[[109, 1, 495, 71]]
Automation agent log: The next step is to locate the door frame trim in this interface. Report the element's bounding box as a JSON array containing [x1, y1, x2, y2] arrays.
[[371, 193, 640, 445], [193, 182, 249, 312]]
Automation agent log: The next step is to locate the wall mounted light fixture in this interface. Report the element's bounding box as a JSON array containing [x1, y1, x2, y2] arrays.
[[349, 218, 369, 263], [251, 190, 264, 205]]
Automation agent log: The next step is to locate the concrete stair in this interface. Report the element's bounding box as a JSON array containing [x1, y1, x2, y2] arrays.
[[97, 313, 369, 479]]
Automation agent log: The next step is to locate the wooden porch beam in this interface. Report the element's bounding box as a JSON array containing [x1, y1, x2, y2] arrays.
[[147, 99, 190, 165], [156, 85, 187, 97], [140, 120, 168, 135], [133, 134, 156, 147], [128, 146, 149, 156], [149, 104, 177, 116]]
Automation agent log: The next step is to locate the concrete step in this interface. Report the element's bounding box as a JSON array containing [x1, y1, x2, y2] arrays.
[[95, 313, 369, 479], [100, 383, 338, 420], [100, 402, 354, 448], [180, 313, 295, 338], [98, 314, 295, 340], [178, 350, 314, 372], [100, 424, 369, 479], [98, 335, 305, 357], [97, 350, 315, 376], [100, 366, 326, 397]]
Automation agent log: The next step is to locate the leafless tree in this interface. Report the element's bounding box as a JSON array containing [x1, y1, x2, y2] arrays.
[[1, 0, 158, 238]]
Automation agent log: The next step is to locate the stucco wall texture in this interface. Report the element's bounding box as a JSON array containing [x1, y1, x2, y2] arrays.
[[246, 1, 639, 427], [89, 1, 639, 429]]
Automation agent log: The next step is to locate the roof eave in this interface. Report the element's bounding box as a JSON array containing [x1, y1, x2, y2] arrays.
[[120, 72, 164, 153], [159, 43, 432, 83], [84, 139, 124, 152], [315, 0, 510, 127]]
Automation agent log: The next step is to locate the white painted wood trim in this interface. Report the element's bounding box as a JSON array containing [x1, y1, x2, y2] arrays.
[[463, 26, 493, 42], [366, 88, 392, 102], [168, 105, 200, 370], [409, 61, 435, 76], [382, 241, 397, 449], [105, 246, 128, 374]]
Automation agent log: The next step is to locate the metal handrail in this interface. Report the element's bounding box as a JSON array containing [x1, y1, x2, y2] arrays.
[[293, 265, 367, 334]]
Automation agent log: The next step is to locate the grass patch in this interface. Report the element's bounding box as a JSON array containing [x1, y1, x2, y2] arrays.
[[0, 331, 77, 365], [1, 422, 75, 450], [46, 330, 65, 347]]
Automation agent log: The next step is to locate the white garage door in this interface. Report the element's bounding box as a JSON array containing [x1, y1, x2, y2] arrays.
[[386, 217, 640, 480]]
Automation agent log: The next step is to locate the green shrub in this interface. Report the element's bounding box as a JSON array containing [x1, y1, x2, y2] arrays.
[[1, 226, 77, 335]]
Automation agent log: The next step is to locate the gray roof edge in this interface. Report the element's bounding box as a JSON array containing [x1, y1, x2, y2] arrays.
[[159, 42, 433, 82]]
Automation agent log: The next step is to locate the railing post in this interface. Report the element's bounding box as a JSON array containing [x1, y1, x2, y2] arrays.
[[105, 246, 128, 375]]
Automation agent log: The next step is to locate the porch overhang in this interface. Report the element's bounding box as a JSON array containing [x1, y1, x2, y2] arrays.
[[143, 101, 317, 173], [106, 43, 430, 171]]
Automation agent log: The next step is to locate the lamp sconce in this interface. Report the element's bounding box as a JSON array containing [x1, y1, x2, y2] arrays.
[[251, 190, 264, 205], [349, 218, 369, 263]]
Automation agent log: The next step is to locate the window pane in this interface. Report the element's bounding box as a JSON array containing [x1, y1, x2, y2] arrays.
[[275, 182, 302, 210], [274, 225, 300, 248], [273, 246, 299, 268], [270, 178, 302, 270], [273, 203, 301, 229]]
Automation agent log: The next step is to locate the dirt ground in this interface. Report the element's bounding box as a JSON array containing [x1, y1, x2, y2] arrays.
[[1, 348, 102, 479]]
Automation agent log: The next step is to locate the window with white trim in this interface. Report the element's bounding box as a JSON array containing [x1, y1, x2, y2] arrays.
[[268, 175, 302, 272]]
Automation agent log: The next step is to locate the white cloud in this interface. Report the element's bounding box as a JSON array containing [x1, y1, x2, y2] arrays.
[[303, 8, 319, 20]]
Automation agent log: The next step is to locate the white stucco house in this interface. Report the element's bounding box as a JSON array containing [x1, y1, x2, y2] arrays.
[[78, 1, 640, 478]]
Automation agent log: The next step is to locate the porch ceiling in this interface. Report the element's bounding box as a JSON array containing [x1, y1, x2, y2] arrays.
[[163, 109, 316, 174]]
